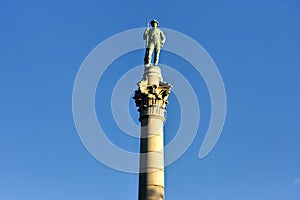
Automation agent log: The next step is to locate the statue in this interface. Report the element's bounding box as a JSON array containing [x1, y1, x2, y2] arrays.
[[143, 19, 166, 67]]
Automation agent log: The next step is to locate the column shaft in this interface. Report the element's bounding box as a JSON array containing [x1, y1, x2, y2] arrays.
[[134, 66, 171, 200]]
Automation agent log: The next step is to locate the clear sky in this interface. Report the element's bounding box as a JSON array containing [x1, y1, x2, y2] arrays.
[[1, 0, 300, 199]]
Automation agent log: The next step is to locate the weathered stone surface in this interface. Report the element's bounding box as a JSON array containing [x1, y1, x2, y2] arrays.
[[138, 185, 164, 200], [140, 118, 164, 137], [139, 151, 164, 172], [140, 135, 164, 153], [139, 170, 165, 188]]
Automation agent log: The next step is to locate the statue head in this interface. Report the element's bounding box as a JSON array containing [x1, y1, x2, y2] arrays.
[[150, 19, 159, 27]]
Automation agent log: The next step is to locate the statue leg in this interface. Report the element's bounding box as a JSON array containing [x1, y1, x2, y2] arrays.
[[153, 48, 161, 66], [144, 48, 150, 65], [147, 47, 154, 66]]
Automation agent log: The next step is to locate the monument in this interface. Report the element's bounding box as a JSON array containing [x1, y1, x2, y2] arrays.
[[134, 19, 171, 200]]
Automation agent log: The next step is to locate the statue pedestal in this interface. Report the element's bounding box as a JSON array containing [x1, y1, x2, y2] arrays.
[[142, 66, 162, 85]]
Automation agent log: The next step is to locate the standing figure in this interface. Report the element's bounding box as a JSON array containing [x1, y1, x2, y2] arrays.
[[143, 19, 166, 66]]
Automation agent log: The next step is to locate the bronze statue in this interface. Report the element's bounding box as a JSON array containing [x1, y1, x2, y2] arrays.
[[143, 19, 166, 67]]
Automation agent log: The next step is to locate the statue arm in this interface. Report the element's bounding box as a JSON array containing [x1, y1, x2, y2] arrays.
[[143, 29, 149, 40], [160, 30, 166, 45]]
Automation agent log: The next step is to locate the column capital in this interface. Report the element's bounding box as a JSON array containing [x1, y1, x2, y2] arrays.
[[133, 77, 171, 122]]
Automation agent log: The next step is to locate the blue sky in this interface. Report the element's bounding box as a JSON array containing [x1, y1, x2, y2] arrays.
[[1, 0, 300, 199]]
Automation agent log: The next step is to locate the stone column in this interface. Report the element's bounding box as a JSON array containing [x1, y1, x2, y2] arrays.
[[134, 66, 171, 200]]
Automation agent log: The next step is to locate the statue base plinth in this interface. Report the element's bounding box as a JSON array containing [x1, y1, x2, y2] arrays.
[[141, 66, 162, 86]]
